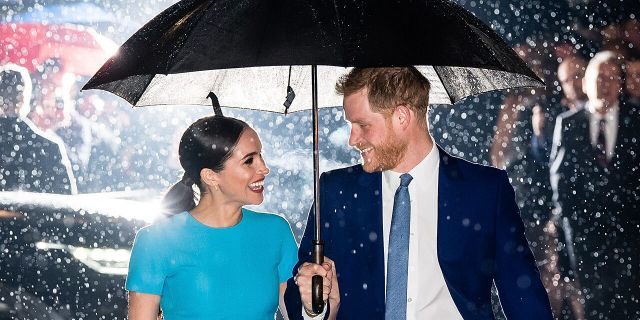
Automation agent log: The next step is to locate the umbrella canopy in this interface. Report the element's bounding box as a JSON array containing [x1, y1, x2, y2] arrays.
[[83, 0, 543, 110], [1, 23, 118, 76]]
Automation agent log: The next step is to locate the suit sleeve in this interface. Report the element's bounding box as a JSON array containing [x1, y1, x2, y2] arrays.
[[37, 140, 77, 195], [494, 170, 553, 319], [48, 141, 78, 195]]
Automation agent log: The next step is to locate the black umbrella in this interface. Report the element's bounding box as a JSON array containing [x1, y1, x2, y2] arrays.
[[83, 0, 543, 312]]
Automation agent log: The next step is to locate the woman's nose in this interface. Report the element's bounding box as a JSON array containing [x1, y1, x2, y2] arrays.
[[258, 158, 270, 175]]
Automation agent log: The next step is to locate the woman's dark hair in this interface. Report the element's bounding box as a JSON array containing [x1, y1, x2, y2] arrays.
[[162, 115, 249, 214]]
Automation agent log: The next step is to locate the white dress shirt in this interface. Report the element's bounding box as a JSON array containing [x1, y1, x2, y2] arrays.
[[587, 102, 619, 160], [304, 145, 462, 319], [382, 145, 462, 319]]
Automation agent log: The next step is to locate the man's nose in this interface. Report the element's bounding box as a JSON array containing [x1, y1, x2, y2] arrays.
[[348, 126, 359, 147]]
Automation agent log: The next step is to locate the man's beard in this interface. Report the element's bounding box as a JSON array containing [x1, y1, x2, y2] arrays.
[[361, 131, 408, 172]]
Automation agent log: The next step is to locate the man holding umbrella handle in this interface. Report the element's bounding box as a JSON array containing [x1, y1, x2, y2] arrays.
[[285, 67, 553, 319], [294, 256, 340, 319]]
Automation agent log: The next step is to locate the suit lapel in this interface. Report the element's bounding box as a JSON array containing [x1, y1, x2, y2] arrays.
[[435, 146, 471, 316], [354, 168, 386, 313], [436, 146, 465, 263]]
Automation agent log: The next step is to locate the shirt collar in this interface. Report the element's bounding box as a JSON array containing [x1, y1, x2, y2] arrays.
[[383, 143, 439, 187], [587, 101, 619, 122]]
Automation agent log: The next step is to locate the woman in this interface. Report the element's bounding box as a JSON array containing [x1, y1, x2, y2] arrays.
[[126, 115, 302, 319]]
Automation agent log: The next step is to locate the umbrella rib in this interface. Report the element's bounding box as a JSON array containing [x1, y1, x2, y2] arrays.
[[432, 66, 455, 104]]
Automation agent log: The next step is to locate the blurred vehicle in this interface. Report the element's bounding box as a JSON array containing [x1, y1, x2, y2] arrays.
[[0, 191, 163, 320]]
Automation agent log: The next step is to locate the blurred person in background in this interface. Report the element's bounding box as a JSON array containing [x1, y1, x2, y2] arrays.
[[28, 59, 71, 133], [623, 19, 640, 57], [491, 43, 552, 262], [557, 56, 588, 111], [29, 59, 97, 191], [0, 63, 76, 194], [490, 95, 554, 258], [51, 71, 95, 190], [29, 59, 127, 193], [624, 58, 640, 111], [491, 43, 585, 319], [82, 90, 156, 192], [550, 51, 640, 319], [599, 22, 633, 60], [490, 94, 583, 320], [491, 44, 550, 169], [57, 76, 126, 193]]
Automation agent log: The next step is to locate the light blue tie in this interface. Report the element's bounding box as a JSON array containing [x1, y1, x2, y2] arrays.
[[385, 173, 413, 320]]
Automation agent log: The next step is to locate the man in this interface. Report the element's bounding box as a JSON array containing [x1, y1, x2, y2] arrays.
[[550, 51, 640, 319], [0, 63, 76, 194], [623, 19, 640, 57], [285, 67, 553, 319], [557, 55, 588, 111], [624, 58, 640, 109], [29, 60, 115, 193], [490, 96, 580, 318], [28, 59, 71, 133]]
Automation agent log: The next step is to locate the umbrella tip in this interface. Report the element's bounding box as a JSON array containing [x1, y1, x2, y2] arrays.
[[207, 92, 223, 117]]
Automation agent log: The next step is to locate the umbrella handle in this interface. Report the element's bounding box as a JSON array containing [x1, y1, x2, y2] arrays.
[[312, 240, 325, 314]]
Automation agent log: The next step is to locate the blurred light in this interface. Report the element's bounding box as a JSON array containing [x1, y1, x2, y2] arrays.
[[0, 209, 22, 219], [36, 241, 130, 275]]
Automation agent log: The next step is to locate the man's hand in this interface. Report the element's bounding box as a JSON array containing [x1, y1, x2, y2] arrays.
[[294, 257, 339, 317], [325, 258, 340, 319]]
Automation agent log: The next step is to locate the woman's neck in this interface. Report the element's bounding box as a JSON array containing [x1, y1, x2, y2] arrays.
[[190, 194, 243, 227]]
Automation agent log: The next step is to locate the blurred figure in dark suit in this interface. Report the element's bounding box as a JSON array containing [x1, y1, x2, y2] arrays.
[[0, 64, 76, 194], [624, 58, 640, 111], [492, 44, 586, 319], [623, 19, 640, 58], [550, 51, 640, 319], [28, 59, 123, 193]]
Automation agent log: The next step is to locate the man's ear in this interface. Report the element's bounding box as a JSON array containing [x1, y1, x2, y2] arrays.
[[200, 168, 219, 187], [394, 105, 412, 129]]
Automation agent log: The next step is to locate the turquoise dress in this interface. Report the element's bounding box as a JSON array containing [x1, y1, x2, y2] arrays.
[[126, 209, 298, 320]]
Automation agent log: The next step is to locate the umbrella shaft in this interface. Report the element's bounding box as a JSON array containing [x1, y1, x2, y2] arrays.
[[311, 65, 321, 242]]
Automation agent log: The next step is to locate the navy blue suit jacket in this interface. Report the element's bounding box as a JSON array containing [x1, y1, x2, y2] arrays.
[[284, 147, 552, 319]]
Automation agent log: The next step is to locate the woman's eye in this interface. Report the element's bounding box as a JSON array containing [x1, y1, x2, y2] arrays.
[[245, 157, 254, 165]]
